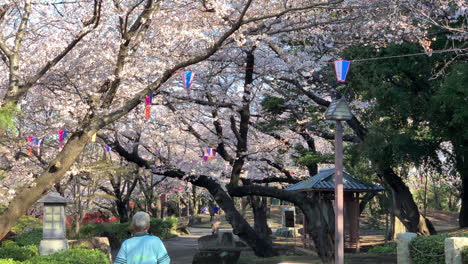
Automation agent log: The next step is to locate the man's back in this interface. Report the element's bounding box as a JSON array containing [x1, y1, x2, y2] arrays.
[[114, 233, 170, 264]]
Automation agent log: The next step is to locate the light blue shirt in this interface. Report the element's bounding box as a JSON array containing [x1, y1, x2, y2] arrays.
[[114, 232, 170, 264]]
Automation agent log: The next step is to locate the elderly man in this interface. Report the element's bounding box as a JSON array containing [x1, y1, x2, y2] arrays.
[[114, 212, 170, 264]]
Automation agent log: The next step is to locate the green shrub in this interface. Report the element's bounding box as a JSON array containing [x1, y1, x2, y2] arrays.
[[0, 244, 38, 261], [410, 234, 468, 264], [0, 259, 19, 264], [462, 246, 468, 264], [410, 234, 448, 264], [15, 229, 42, 246], [77, 223, 103, 238], [23, 248, 109, 264], [11, 216, 42, 235], [367, 244, 396, 254], [78, 217, 176, 247], [1, 240, 17, 247], [149, 217, 178, 238]]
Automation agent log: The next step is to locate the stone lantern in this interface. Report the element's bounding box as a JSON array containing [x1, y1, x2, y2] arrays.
[[37, 192, 72, 255]]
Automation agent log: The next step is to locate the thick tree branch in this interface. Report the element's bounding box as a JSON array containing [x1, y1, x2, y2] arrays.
[[244, 177, 301, 185], [100, 0, 159, 108], [209, 100, 235, 163], [13, 2, 31, 54], [2, 0, 102, 107], [230, 47, 254, 186], [100, 135, 152, 169]]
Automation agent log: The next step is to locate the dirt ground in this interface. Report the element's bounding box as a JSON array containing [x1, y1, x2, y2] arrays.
[[164, 209, 459, 263]]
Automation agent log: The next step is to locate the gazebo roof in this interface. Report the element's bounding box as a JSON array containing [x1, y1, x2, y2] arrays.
[[285, 168, 384, 192], [37, 192, 73, 204]]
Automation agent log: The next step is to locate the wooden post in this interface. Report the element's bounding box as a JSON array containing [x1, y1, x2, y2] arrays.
[[335, 121, 344, 264], [353, 192, 360, 252]]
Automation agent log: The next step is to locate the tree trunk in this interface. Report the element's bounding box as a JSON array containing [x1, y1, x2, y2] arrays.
[[455, 143, 468, 227], [116, 201, 129, 223], [300, 193, 335, 263], [379, 167, 436, 235], [0, 127, 95, 239], [423, 174, 428, 216], [202, 181, 277, 257], [191, 187, 198, 216], [226, 183, 334, 263], [249, 196, 272, 241]]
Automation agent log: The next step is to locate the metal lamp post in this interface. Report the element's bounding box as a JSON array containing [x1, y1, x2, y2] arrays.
[[324, 98, 353, 264]]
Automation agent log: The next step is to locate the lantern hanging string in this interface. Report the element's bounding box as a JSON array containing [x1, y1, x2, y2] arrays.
[[168, 47, 467, 73]]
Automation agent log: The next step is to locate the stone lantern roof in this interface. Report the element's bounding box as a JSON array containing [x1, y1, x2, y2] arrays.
[[37, 192, 73, 204]]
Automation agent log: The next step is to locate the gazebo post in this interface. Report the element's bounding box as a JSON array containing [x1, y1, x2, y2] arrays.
[[356, 192, 361, 252], [350, 192, 360, 253]]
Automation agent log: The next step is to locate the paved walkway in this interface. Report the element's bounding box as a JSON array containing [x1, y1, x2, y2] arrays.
[[164, 227, 212, 264]]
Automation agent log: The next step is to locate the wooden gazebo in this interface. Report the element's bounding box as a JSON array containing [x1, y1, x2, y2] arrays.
[[286, 168, 384, 252]]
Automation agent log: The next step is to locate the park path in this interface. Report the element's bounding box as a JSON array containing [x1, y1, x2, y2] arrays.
[[163, 227, 212, 264]]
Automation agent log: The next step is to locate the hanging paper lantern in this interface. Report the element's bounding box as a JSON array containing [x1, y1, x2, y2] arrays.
[[184, 72, 195, 89], [27, 136, 34, 156], [35, 137, 42, 156], [58, 130, 67, 151], [334, 60, 351, 82], [145, 106, 151, 120], [103, 144, 111, 153], [204, 148, 217, 161], [144, 93, 153, 120]]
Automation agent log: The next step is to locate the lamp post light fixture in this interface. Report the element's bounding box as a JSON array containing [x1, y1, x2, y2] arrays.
[[37, 192, 72, 255], [324, 98, 353, 264]]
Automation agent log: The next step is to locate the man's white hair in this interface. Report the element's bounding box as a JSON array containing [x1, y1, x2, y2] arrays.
[[132, 211, 150, 231]]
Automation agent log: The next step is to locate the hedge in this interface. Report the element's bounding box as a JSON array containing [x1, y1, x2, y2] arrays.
[[367, 243, 396, 254], [23, 248, 108, 264], [11, 216, 42, 235], [15, 229, 42, 247], [0, 245, 108, 264], [0, 259, 19, 264], [76, 217, 178, 249], [0, 243, 38, 261], [410, 234, 468, 264]]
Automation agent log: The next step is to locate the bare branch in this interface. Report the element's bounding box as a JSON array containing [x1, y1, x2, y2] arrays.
[[13, 2, 31, 54]]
